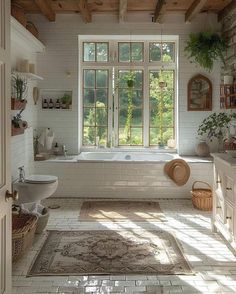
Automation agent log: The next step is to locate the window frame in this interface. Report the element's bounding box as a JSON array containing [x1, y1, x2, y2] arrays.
[[78, 35, 178, 151]]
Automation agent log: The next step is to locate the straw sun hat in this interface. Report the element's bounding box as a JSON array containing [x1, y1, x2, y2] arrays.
[[164, 159, 190, 186]]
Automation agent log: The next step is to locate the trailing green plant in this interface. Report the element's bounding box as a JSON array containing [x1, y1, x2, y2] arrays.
[[185, 31, 228, 72], [12, 75, 28, 100], [61, 93, 72, 105], [197, 112, 236, 141]]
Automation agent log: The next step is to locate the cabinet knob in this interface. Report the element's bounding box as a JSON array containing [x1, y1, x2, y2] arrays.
[[5, 190, 18, 202], [226, 187, 232, 191], [226, 216, 232, 220]]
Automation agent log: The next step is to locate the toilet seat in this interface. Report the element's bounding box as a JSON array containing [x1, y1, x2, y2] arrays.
[[24, 175, 58, 184]]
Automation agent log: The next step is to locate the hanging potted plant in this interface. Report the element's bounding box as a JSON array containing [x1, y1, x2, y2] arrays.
[[11, 109, 28, 136], [185, 31, 228, 72], [11, 75, 28, 110]]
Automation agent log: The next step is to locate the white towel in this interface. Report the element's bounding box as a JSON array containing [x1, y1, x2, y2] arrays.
[[45, 129, 54, 150], [38, 129, 46, 147]]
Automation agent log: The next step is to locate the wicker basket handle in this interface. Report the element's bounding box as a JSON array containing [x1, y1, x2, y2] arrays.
[[192, 181, 212, 192]]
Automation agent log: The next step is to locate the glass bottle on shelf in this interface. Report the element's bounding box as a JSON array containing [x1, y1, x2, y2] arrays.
[[55, 99, 60, 109], [48, 99, 54, 109], [42, 98, 48, 109]]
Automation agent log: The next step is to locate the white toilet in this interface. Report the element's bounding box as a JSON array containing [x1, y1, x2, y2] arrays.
[[14, 174, 58, 204]]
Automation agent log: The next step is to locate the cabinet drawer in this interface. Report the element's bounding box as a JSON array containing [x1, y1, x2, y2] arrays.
[[215, 195, 224, 223], [225, 203, 234, 235], [225, 176, 234, 203]]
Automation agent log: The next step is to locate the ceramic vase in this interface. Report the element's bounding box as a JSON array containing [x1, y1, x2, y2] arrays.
[[195, 140, 210, 157]]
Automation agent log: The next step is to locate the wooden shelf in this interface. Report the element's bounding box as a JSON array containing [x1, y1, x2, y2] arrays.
[[12, 71, 43, 81], [11, 17, 45, 53], [220, 84, 236, 109]]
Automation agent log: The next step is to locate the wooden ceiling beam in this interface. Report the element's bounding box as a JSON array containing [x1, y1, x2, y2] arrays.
[[77, 0, 92, 23], [119, 0, 127, 23], [154, 0, 167, 23], [185, 0, 208, 22], [34, 0, 55, 22], [218, 0, 236, 22]]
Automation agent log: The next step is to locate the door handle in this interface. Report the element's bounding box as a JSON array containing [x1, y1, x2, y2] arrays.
[[5, 190, 18, 202]]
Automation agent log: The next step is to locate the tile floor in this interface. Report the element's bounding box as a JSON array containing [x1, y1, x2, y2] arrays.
[[12, 198, 236, 294]]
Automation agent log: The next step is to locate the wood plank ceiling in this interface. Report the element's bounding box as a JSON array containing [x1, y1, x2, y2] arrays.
[[12, 0, 233, 23]]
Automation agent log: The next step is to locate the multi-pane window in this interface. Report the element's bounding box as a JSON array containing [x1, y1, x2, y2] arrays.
[[83, 69, 109, 146], [80, 38, 177, 148], [118, 42, 143, 62], [83, 42, 109, 62], [149, 70, 175, 146], [118, 70, 143, 146]]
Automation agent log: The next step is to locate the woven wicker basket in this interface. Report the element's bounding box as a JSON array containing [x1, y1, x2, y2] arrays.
[[12, 213, 38, 262], [191, 181, 212, 211]]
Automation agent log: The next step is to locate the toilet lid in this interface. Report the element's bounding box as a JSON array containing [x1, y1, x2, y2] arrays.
[[25, 175, 58, 184]]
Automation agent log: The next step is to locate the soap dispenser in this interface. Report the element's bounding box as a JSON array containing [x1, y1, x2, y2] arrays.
[[54, 142, 59, 155]]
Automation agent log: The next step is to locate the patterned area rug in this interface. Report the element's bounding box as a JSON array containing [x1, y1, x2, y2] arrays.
[[79, 201, 166, 222], [28, 230, 192, 276]]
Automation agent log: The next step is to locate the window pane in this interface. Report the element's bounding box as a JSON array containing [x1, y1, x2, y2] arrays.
[[119, 89, 128, 109], [84, 43, 95, 61], [131, 128, 142, 145], [83, 108, 95, 126], [96, 89, 108, 106], [83, 89, 95, 107], [119, 127, 130, 145], [96, 70, 108, 88], [131, 43, 143, 61], [150, 43, 161, 62], [96, 127, 107, 144], [150, 108, 161, 127], [96, 108, 107, 126], [84, 70, 95, 88], [97, 43, 108, 62], [162, 43, 175, 62], [132, 90, 142, 107], [163, 108, 174, 127], [119, 43, 130, 62], [132, 108, 142, 126], [150, 128, 160, 145], [149, 70, 174, 147], [119, 109, 128, 126], [83, 127, 95, 145], [162, 127, 174, 145], [134, 71, 143, 89]]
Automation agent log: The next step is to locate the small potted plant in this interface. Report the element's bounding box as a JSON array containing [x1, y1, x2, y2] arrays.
[[11, 109, 28, 136], [185, 31, 228, 72], [11, 75, 28, 110], [60, 93, 72, 109], [197, 112, 236, 152]]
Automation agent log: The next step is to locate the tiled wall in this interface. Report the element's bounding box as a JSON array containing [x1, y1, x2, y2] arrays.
[[11, 41, 38, 181], [30, 12, 221, 156], [35, 161, 213, 199]]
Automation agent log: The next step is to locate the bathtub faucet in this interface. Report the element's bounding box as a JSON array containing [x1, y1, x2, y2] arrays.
[[18, 166, 25, 182]]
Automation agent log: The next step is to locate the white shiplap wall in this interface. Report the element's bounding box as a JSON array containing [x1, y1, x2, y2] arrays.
[[11, 41, 38, 181], [30, 12, 221, 155]]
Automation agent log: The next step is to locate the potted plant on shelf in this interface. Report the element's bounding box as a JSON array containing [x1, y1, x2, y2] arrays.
[[197, 112, 236, 153], [60, 93, 72, 109], [11, 75, 28, 110], [11, 109, 28, 136], [185, 31, 228, 72]]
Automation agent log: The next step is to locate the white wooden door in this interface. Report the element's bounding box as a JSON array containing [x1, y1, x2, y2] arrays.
[[0, 1, 12, 293]]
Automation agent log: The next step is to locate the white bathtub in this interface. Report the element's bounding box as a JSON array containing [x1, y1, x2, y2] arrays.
[[77, 152, 177, 162]]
